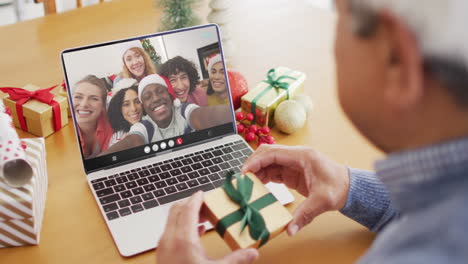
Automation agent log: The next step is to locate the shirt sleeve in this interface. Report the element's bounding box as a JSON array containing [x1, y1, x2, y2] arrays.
[[128, 122, 148, 144], [182, 103, 200, 129], [339, 168, 400, 232]]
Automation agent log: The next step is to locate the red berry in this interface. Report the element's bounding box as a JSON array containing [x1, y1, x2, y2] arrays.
[[246, 113, 254, 122], [249, 125, 258, 134], [258, 141, 264, 146], [258, 116, 266, 125], [237, 123, 245, 133], [235, 112, 244, 121], [245, 132, 256, 142], [265, 135, 275, 144], [261, 127, 270, 135]]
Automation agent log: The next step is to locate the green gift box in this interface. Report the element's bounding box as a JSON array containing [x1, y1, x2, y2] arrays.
[[240, 67, 306, 127], [203, 172, 292, 250]]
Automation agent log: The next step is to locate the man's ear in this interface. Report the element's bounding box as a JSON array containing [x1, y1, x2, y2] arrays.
[[380, 11, 425, 111]]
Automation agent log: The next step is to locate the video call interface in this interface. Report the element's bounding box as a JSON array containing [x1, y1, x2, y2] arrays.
[[62, 26, 232, 161]]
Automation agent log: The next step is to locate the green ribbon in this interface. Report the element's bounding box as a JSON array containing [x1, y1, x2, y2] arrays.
[[216, 172, 277, 247], [250, 68, 297, 124]]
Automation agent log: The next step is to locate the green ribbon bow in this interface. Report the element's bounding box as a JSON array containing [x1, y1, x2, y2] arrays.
[[216, 172, 277, 247], [250, 68, 297, 124]]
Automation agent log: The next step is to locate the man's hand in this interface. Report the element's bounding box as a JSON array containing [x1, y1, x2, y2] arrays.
[[157, 191, 259, 264], [242, 144, 350, 236]]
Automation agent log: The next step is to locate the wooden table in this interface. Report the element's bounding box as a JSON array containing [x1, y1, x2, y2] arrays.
[[0, 0, 381, 263]]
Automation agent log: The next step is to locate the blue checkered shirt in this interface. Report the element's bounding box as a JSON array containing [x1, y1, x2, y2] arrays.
[[340, 137, 468, 263]]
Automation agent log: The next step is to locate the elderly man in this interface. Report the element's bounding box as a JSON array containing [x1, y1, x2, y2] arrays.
[[157, 0, 468, 263], [102, 74, 231, 154]]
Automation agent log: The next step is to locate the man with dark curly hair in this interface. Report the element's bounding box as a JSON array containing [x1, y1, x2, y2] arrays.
[[159, 56, 208, 106]]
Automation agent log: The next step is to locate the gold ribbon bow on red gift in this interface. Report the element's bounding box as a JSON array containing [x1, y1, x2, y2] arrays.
[[0, 85, 62, 132]]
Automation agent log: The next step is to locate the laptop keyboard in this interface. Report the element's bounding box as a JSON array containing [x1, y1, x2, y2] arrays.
[[90, 140, 253, 221]]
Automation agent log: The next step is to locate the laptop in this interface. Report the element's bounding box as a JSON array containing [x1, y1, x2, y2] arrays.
[[61, 24, 294, 257]]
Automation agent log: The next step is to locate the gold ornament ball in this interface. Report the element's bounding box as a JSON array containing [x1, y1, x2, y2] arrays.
[[274, 100, 307, 134]]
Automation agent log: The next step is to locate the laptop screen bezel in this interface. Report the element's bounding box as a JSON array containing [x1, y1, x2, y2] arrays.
[[61, 24, 237, 174]]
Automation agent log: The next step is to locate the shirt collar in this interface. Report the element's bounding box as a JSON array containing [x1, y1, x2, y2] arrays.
[[374, 137, 468, 211]]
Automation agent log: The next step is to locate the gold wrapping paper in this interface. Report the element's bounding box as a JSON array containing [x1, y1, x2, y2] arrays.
[[203, 172, 292, 250], [51, 83, 72, 117], [0, 91, 7, 100], [240, 67, 306, 127], [2, 84, 68, 137], [0, 138, 47, 247]]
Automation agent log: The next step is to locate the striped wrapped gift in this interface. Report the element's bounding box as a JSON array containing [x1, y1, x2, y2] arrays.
[[0, 138, 47, 247]]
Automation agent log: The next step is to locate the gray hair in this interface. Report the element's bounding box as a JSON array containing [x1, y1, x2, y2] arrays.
[[347, 0, 468, 107]]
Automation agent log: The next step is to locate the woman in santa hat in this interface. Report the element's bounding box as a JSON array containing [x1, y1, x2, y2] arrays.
[[113, 40, 157, 86]]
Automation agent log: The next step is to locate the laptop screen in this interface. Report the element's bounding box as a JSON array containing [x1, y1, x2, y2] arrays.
[[61, 24, 235, 173]]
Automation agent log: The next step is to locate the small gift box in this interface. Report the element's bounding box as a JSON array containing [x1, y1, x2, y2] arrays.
[[0, 84, 68, 137], [0, 138, 48, 248], [51, 81, 72, 117], [0, 91, 7, 100], [241, 67, 306, 127], [203, 172, 292, 250]]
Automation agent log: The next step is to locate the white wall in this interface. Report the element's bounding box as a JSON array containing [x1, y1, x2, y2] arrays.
[[162, 26, 219, 79], [63, 41, 126, 88], [304, 0, 333, 9], [62, 35, 166, 89]]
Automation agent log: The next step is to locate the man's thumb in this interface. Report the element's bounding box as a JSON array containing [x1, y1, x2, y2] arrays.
[[288, 196, 323, 236], [221, 248, 259, 264]]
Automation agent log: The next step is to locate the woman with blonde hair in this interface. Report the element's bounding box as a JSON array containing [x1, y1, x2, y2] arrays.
[[72, 75, 114, 158], [114, 41, 156, 85]]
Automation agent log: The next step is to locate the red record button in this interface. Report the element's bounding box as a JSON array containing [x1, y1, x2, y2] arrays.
[[176, 138, 183, 145]]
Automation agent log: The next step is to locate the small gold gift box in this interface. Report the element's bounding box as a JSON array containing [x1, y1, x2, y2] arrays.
[[52, 83, 72, 117], [203, 172, 292, 249], [240, 67, 306, 127], [1, 84, 68, 137]]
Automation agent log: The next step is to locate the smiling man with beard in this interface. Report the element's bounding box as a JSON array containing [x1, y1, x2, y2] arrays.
[[101, 74, 231, 155]]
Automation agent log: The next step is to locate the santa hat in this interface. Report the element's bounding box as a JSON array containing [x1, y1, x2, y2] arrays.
[[119, 40, 143, 59], [111, 78, 138, 96], [207, 54, 222, 73], [138, 74, 177, 105]]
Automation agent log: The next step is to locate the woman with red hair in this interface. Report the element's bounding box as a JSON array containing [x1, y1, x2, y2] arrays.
[[114, 41, 157, 85]]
